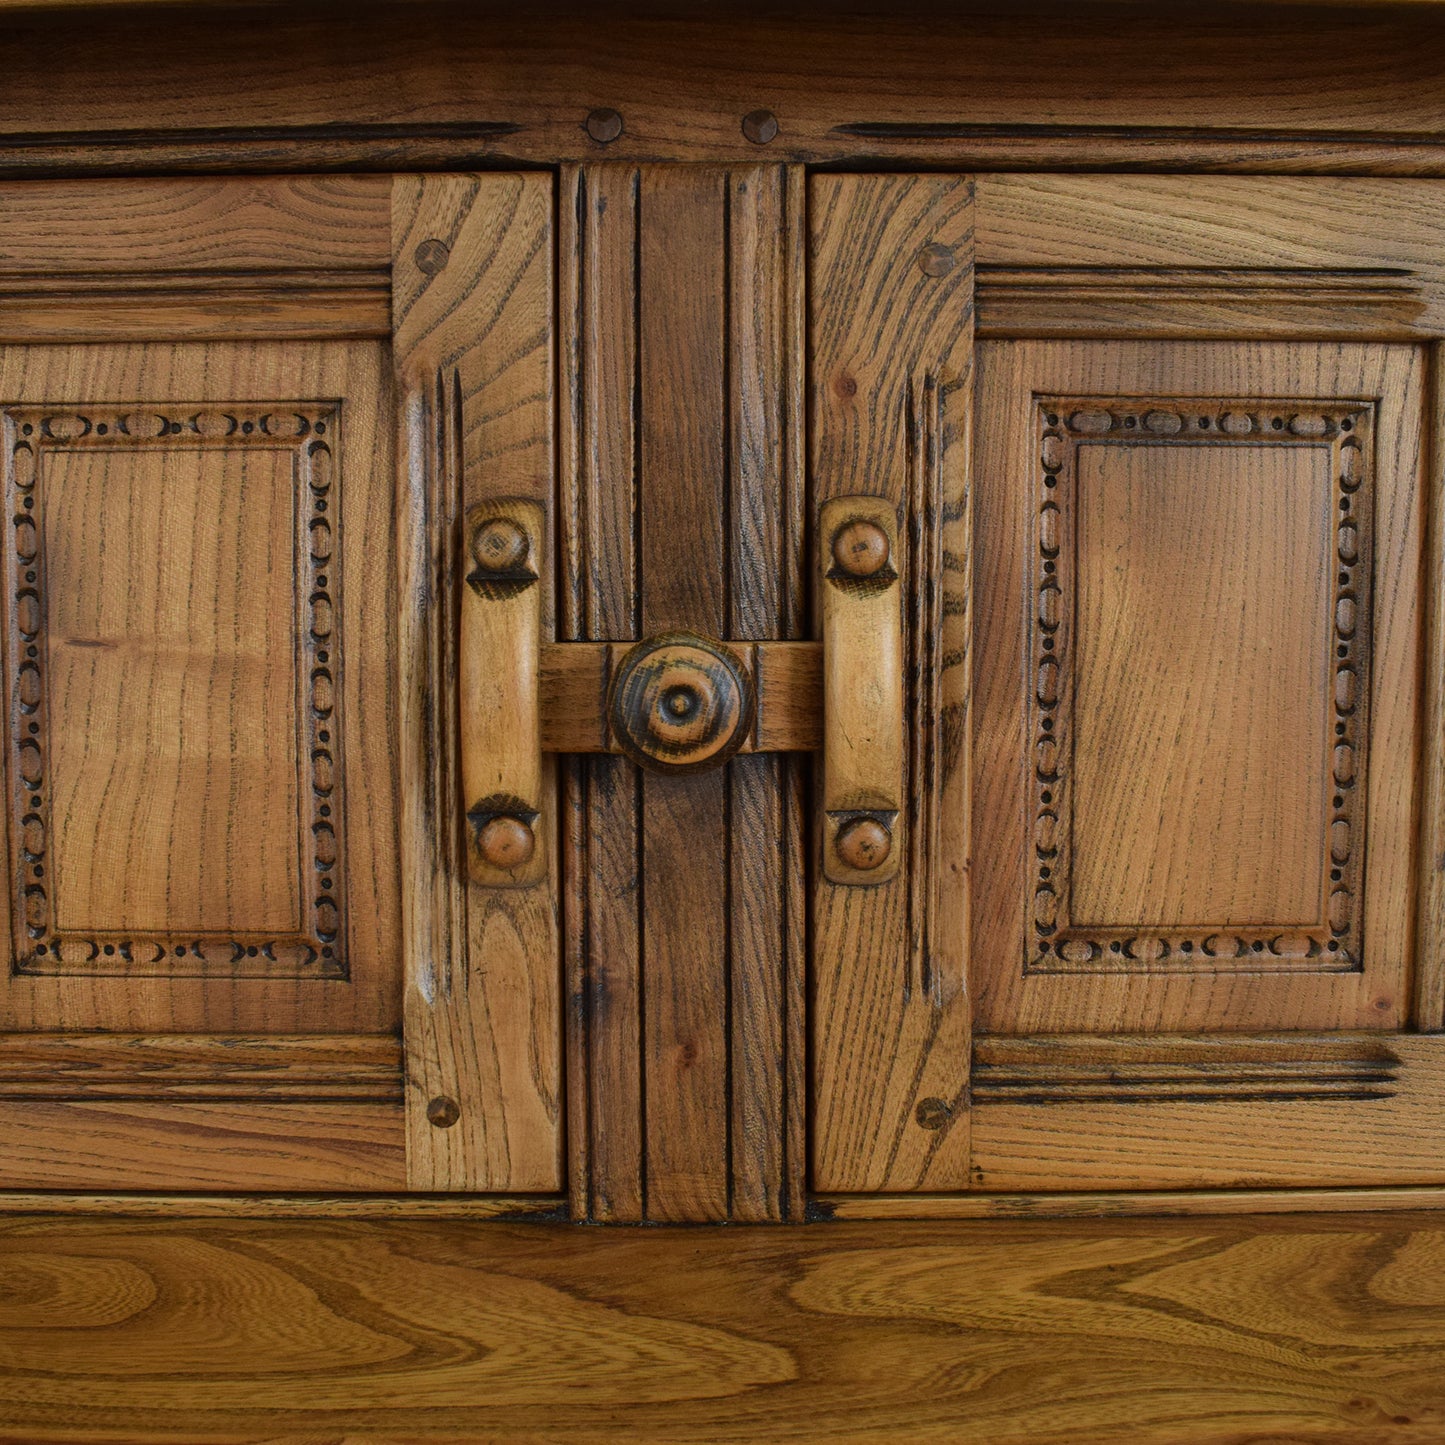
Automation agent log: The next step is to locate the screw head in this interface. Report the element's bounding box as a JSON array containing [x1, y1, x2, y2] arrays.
[[586, 107, 624, 144], [427, 1095, 460, 1129], [472, 517, 530, 573], [413, 238, 451, 276], [477, 815, 536, 870], [742, 109, 779, 145], [836, 816, 892, 872], [832, 518, 891, 579], [917, 242, 956, 278]]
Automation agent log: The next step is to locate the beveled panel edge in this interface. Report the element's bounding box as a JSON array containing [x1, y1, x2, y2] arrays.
[[3, 401, 348, 980], [1025, 395, 1372, 976]]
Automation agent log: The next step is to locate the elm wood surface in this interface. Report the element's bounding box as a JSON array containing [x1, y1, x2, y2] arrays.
[[809, 174, 973, 1194], [824, 1188, 1445, 1219], [558, 164, 806, 1222], [819, 495, 904, 886], [539, 640, 821, 754], [0, 1034, 402, 1101], [970, 1035, 1445, 1191], [8, 8, 1445, 175], [1421, 350, 1445, 1030], [0, 340, 399, 1034], [971, 340, 1423, 1036], [973, 176, 1445, 335], [0, 1101, 404, 1191], [0, 176, 390, 341], [974, 267, 1432, 341], [393, 172, 561, 1194], [3, 1214, 1445, 1442], [0, 176, 391, 340], [458, 498, 546, 887]]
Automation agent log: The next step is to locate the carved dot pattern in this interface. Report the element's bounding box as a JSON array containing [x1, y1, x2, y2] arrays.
[[4, 405, 346, 978], [1028, 399, 1372, 975]]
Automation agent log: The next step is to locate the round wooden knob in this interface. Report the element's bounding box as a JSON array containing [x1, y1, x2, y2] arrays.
[[471, 516, 530, 573], [836, 816, 892, 871], [608, 632, 755, 772], [476, 815, 536, 869], [832, 519, 890, 579]]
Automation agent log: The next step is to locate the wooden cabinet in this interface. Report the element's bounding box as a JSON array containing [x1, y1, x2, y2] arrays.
[[11, 6, 1445, 1439], [0, 176, 563, 1194], [2, 10, 1445, 1240], [9, 166, 1445, 1220]]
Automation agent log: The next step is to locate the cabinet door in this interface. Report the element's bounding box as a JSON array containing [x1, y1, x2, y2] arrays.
[[813, 174, 1445, 1198], [0, 175, 561, 1194]]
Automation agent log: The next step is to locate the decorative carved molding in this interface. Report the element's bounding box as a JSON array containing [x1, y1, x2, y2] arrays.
[[4, 403, 346, 978], [906, 374, 945, 993], [971, 1034, 1398, 1098], [0, 269, 392, 343], [0, 1033, 399, 1102], [973, 1033, 1400, 1105], [1027, 397, 1373, 975]]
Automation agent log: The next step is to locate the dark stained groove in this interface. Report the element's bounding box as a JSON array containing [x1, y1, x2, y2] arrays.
[[0, 121, 524, 149], [977, 1089, 1398, 1105], [831, 121, 1445, 145]]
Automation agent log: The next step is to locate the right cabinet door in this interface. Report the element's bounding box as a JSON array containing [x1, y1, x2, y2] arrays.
[[967, 176, 1445, 1191], [812, 173, 1445, 1199]]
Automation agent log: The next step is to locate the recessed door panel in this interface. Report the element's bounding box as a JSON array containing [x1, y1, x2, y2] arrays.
[[0, 341, 398, 1031], [973, 340, 1423, 1036]]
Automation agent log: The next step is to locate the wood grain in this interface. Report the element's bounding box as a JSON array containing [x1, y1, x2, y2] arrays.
[[971, 1033, 1402, 1104], [459, 499, 546, 888], [819, 496, 903, 886], [0, 175, 389, 344], [0, 1034, 400, 1102], [1416, 346, 1445, 1031], [972, 341, 1423, 1036], [0, 342, 399, 1038], [0, 177, 389, 273], [0, 1102, 403, 1192], [809, 175, 974, 1192], [539, 640, 820, 755], [393, 173, 560, 1192], [822, 1188, 1445, 1220], [975, 267, 1429, 341], [637, 168, 730, 1222], [559, 165, 805, 1221], [7, 9, 1445, 175], [558, 163, 645, 1223], [974, 176, 1445, 334], [971, 1034, 1445, 1191], [0, 271, 390, 343], [4, 1214, 1445, 1441]]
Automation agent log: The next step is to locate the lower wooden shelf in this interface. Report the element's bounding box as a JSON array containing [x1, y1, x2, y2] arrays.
[[2, 1211, 1444, 1442]]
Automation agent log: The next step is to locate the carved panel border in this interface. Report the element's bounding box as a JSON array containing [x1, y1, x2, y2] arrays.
[[1027, 397, 1374, 975], [3, 403, 346, 978]]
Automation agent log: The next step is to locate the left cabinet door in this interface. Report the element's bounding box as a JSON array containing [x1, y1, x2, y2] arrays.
[[0, 174, 562, 1195]]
